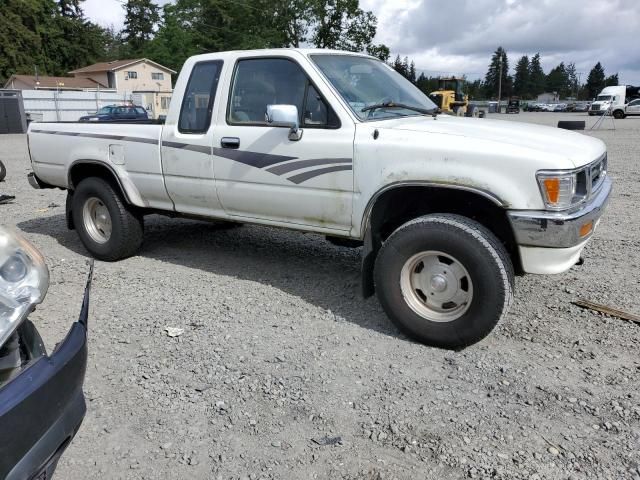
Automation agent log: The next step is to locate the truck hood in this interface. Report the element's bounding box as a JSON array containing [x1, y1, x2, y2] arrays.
[[373, 115, 605, 168]]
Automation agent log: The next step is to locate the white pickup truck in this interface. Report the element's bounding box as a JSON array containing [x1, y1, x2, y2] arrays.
[[26, 49, 612, 348]]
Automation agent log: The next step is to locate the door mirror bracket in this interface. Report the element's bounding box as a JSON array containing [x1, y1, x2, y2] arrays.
[[266, 105, 303, 141]]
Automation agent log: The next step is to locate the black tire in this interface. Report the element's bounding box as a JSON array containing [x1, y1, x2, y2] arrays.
[[0, 161, 6, 182], [557, 120, 585, 130], [453, 106, 464, 117], [374, 214, 514, 349], [72, 177, 143, 261], [612, 110, 625, 119]]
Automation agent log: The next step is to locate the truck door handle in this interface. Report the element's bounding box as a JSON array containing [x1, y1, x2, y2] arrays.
[[221, 137, 240, 149]]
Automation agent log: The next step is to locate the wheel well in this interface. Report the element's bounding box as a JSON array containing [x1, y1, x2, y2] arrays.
[[361, 186, 522, 296], [68, 162, 130, 202]]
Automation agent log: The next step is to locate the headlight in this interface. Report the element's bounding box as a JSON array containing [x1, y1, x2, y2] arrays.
[[0, 226, 49, 347], [537, 169, 588, 210]]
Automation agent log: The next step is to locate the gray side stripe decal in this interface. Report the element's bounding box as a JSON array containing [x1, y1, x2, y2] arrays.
[[31, 129, 158, 144], [29, 129, 352, 183], [266, 158, 352, 175], [211, 147, 296, 168], [162, 141, 211, 154], [288, 165, 353, 184]]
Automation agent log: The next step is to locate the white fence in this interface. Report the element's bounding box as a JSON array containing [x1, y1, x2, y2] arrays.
[[21, 90, 143, 122]]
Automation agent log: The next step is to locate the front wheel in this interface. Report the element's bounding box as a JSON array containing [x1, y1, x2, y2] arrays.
[[0, 161, 6, 182], [72, 177, 143, 261], [374, 214, 514, 349]]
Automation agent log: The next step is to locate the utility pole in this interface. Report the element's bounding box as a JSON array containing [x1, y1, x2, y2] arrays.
[[497, 56, 503, 113]]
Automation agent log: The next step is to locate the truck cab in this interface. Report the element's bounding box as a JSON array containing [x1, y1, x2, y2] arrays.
[[589, 85, 626, 116]]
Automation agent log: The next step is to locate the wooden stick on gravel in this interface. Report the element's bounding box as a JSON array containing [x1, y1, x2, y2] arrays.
[[572, 299, 640, 325]]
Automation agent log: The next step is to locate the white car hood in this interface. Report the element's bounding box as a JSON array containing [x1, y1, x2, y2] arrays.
[[373, 115, 606, 168]]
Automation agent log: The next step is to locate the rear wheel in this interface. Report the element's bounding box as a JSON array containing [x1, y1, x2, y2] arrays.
[[72, 177, 143, 261], [466, 105, 479, 118], [374, 214, 514, 349], [0, 161, 6, 182], [612, 110, 626, 119]]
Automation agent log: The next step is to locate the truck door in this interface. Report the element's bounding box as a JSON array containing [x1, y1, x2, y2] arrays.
[[212, 57, 354, 232], [160, 60, 225, 216]]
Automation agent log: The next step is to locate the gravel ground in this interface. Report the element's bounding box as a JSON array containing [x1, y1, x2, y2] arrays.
[[1, 112, 639, 480]]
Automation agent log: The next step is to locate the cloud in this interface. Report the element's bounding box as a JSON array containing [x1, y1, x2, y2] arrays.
[[84, 0, 640, 83], [362, 0, 640, 82]]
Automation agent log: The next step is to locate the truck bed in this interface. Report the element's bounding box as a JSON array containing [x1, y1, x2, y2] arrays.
[[28, 121, 172, 210]]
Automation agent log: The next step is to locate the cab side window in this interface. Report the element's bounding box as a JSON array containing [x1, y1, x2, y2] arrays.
[[179, 60, 223, 134], [228, 58, 339, 128]]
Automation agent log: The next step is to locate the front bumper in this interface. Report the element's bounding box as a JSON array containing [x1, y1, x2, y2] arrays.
[[0, 267, 92, 480], [508, 176, 612, 274]]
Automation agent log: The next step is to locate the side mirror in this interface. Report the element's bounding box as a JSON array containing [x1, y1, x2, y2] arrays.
[[266, 104, 303, 141]]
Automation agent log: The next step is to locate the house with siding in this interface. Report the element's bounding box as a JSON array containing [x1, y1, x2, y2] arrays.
[[69, 59, 176, 118]]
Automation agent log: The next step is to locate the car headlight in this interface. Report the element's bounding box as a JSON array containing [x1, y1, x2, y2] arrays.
[[0, 226, 49, 347], [537, 169, 588, 210]]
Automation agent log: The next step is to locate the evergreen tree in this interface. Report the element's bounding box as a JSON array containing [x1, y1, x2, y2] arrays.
[[58, 0, 84, 17], [585, 62, 606, 99], [122, 0, 160, 56], [484, 46, 511, 99], [408, 60, 416, 83], [546, 62, 570, 98], [528, 53, 546, 97], [565, 62, 579, 98], [392, 55, 405, 76], [513, 55, 530, 97], [605, 73, 619, 87]]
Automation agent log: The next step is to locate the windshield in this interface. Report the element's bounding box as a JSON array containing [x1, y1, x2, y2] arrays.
[[97, 106, 113, 114], [311, 55, 437, 121], [597, 95, 612, 101]]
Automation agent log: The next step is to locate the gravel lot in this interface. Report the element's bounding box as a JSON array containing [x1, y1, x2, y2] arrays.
[[1, 112, 639, 480]]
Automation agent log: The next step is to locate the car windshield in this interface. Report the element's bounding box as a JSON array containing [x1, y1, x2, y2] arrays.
[[597, 95, 612, 101], [311, 54, 437, 121], [97, 107, 113, 114]]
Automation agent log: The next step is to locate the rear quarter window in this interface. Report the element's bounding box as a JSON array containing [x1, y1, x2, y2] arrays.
[[179, 61, 223, 134]]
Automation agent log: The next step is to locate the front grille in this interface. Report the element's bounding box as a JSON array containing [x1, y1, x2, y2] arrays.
[[591, 105, 601, 111], [590, 155, 607, 194]]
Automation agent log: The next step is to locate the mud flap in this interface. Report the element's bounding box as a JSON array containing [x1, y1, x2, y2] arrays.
[[66, 191, 75, 230], [361, 226, 378, 298]]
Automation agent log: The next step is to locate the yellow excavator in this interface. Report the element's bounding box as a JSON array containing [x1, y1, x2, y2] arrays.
[[429, 77, 479, 117]]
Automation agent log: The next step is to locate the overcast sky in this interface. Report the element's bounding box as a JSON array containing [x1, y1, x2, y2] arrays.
[[83, 0, 640, 83]]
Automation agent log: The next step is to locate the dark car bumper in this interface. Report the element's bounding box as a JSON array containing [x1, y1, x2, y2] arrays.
[[0, 267, 92, 480]]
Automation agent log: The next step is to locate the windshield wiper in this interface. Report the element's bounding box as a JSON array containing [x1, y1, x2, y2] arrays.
[[361, 102, 436, 115]]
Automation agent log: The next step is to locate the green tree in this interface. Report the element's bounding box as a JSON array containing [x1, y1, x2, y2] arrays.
[[122, 0, 160, 56], [366, 43, 390, 62], [309, 0, 377, 51], [565, 62, 579, 98], [408, 60, 416, 83], [585, 62, 606, 99], [484, 46, 511, 99], [58, 0, 84, 17], [528, 53, 546, 97], [605, 73, 619, 87], [546, 62, 570, 98], [513, 55, 530, 97]]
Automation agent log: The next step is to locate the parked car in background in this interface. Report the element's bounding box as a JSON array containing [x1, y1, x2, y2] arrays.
[[553, 103, 568, 112], [0, 226, 91, 480], [611, 98, 640, 119], [574, 102, 591, 112], [79, 105, 149, 122]]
